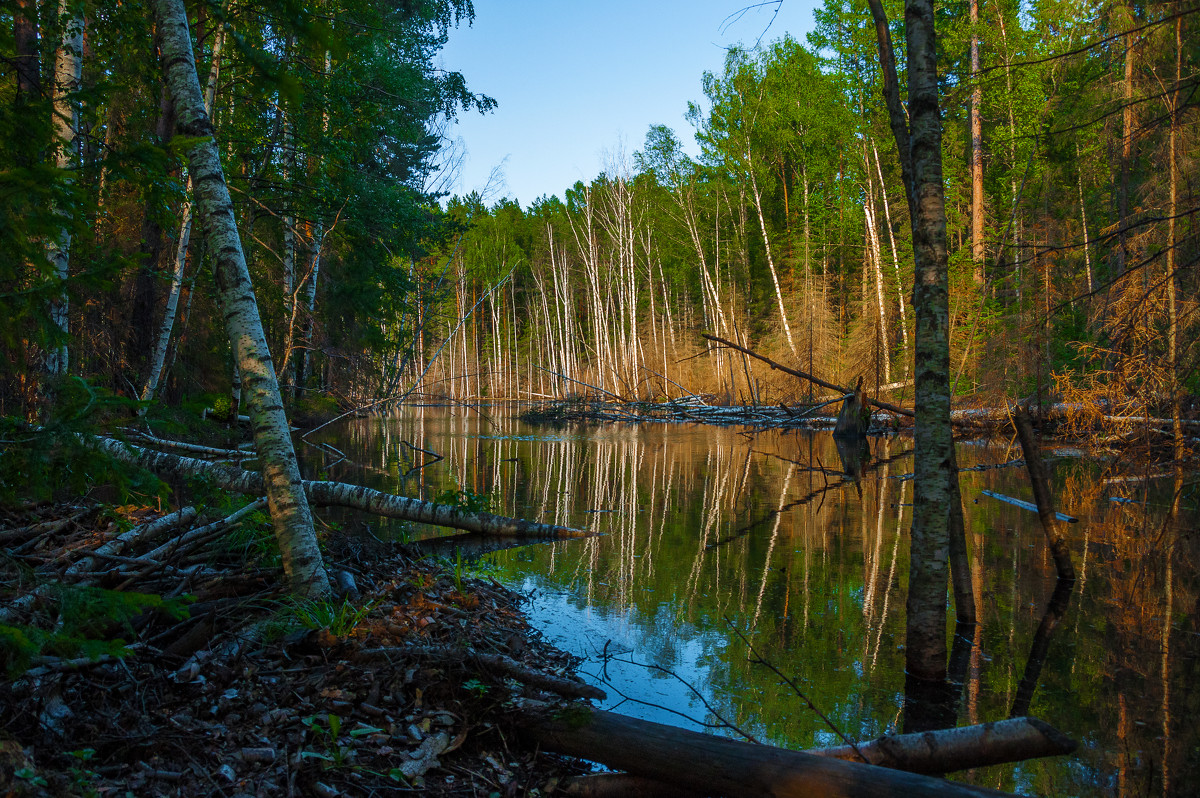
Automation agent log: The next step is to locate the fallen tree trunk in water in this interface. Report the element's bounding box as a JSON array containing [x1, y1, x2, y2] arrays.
[[522, 702, 1073, 797], [91, 437, 592, 539], [979, 490, 1078, 523], [703, 333, 914, 418], [560, 715, 1076, 796], [1011, 406, 1077, 581]]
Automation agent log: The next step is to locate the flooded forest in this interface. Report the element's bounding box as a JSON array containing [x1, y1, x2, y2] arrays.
[[1, 0, 1198, 795]]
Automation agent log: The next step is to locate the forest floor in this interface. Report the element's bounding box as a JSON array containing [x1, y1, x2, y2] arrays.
[[0, 499, 593, 797]]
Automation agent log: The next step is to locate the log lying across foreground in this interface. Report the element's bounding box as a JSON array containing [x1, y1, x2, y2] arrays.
[[92, 437, 592, 539], [522, 702, 1076, 798]]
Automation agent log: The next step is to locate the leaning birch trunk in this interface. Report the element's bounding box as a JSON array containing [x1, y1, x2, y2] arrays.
[[862, 180, 892, 383], [747, 148, 797, 357], [44, 0, 85, 377], [141, 20, 226, 403], [92, 438, 592, 538], [872, 141, 910, 376], [152, 0, 330, 598]]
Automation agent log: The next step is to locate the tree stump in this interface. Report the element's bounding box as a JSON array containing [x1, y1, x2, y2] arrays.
[[834, 377, 871, 438]]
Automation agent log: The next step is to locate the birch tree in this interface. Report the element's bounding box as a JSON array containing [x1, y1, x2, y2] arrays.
[[141, 18, 227, 404], [44, 0, 84, 377], [866, 0, 974, 693], [152, 0, 330, 598]]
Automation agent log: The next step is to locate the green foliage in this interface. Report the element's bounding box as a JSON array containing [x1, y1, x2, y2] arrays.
[[0, 585, 191, 676], [67, 748, 99, 798], [210, 394, 234, 423], [301, 713, 383, 768], [287, 597, 378, 636], [461, 677, 488, 697], [0, 381, 164, 508], [432, 485, 492, 514]]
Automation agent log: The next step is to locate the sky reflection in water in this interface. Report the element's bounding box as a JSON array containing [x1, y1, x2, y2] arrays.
[[311, 407, 1200, 797]]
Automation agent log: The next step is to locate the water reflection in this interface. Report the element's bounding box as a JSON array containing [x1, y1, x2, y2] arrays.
[[309, 407, 1199, 796]]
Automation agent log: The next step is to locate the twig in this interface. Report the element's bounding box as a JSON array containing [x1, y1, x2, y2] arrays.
[[724, 617, 866, 762]]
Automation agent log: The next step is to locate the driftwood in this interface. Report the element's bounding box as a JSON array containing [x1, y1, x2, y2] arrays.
[[91, 437, 592, 539], [519, 701, 1072, 797], [1011, 407, 1077, 581], [355, 645, 605, 701], [979, 491, 1077, 523]]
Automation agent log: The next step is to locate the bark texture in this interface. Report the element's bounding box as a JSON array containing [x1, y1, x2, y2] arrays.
[[152, 0, 330, 598], [520, 702, 1020, 798], [45, 0, 84, 377], [867, 0, 962, 683], [92, 437, 592, 538], [142, 19, 225, 403]]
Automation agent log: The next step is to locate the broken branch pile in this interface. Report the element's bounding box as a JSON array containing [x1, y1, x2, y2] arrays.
[[0, 503, 599, 795]]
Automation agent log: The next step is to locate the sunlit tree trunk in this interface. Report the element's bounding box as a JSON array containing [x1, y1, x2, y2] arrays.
[[873, 141, 910, 377], [1075, 143, 1093, 295], [1166, 17, 1182, 461], [863, 155, 892, 383], [969, 0, 984, 288], [1116, 7, 1137, 278], [997, 12, 1022, 304], [45, 0, 85, 377], [153, 0, 330, 598], [747, 147, 797, 357]]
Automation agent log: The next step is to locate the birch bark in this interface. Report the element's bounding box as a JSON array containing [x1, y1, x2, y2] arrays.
[[152, 0, 330, 598], [866, 0, 969, 687], [45, 0, 84, 377], [141, 20, 226, 403]]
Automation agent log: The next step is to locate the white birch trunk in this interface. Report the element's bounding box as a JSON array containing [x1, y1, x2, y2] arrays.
[[863, 169, 892, 382], [747, 149, 796, 356], [153, 0, 330, 598], [44, 2, 85, 377], [1075, 143, 1093, 294], [141, 22, 226, 403], [873, 141, 910, 375]]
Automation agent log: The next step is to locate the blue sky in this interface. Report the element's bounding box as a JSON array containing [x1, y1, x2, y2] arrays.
[[437, 1, 821, 206]]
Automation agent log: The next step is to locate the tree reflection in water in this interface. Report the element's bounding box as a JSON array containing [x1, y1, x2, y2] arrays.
[[308, 408, 1200, 795]]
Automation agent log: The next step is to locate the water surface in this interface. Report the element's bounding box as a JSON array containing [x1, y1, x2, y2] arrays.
[[310, 406, 1199, 796]]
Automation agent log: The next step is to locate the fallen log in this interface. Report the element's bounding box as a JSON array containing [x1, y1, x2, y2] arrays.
[[63, 506, 196, 577], [127, 431, 250, 459], [91, 437, 591, 539], [979, 491, 1077, 523], [702, 334, 914, 418], [520, 701, 1063, 797], [1011, 406, 1076, 581], [557, 715, 1076, 796]]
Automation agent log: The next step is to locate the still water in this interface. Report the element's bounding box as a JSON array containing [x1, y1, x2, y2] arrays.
[[308, 406, 1199, 796]]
